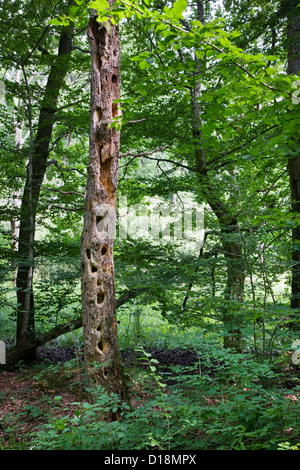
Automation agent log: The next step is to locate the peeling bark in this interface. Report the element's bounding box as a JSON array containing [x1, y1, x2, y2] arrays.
[[81, 10, 128, 401]]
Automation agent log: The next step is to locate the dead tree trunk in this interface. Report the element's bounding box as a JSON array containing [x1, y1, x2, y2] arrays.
[[81, 10, 128, 401]]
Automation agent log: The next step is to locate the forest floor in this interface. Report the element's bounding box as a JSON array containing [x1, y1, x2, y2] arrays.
[[0, 346, 204, 449], [0, 345, 299, 450]]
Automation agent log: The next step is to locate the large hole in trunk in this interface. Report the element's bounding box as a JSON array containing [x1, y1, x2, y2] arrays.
[[97, 290, 105, 305]]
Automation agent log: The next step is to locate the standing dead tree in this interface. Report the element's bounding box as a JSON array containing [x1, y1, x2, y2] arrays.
[[81, 7, 128, 401]]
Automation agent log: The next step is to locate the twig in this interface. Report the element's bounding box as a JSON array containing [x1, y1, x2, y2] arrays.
[[126, 118, 146, 124], [46, 158, 86, 176], [50, 204, 84, 211], [119, 144, 169, 158], [43, 186, 85, 198], [119, 145, 195, 172]]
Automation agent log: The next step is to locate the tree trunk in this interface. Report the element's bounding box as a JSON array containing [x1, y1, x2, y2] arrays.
[[287, 8, 300, 313], [198, 171, 245, 349], [16, 25, 73, 345], [191, 0, 244, 351], [81, 10, 128, 402], [220, 223, 245, 350]]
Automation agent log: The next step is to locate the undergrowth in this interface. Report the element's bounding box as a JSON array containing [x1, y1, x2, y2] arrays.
[[27, 339, 300, 451]]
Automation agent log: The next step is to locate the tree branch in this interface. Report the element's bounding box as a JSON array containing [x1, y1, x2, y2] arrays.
[[207, 125, 279, 169], [46, 158, 86, 176], [119, 145, 169, 158], [126, 118, 147, 124], [50, 204, 85, 211], [119, 145, 195, 172], [43, 186, 85, 198], [4, 289, 144, 366]]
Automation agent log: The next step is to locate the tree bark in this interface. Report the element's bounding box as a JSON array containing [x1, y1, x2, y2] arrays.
[[16, 25, 73, 345], [287, 8, 300, 312], [81, 9, 128, 402]]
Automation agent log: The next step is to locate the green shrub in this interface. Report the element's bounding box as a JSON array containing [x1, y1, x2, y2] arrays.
[[30, 344, 300, 451]]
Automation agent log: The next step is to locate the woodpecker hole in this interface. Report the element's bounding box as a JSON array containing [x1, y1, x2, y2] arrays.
[[98, 339, 104, 353], [97, 290, 105, 305]]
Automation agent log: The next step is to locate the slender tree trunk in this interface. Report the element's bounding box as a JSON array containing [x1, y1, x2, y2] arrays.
[[287, 8, 300, 313], [11, 68, 24, 257], [16, 25, 73, 345], [191, 0, 244, 350], [198, 169, 245, 349], [81, 9, 128, 403]]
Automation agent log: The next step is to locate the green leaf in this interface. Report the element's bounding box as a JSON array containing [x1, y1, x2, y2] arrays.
[[219, 36, 232, 48], [112, 8, 126, 21], [171, 0, 188, 18], [157, 381, 166, 388], [89, 0, 109, 11], [155, 23, 168, 32], [266, 67, 276, 75], [201, 93, 214, 102], [55, 423, 66, 430], [230, 30, 241, 39], [69, 5, 81, 18], [82, 402, 92, 409], [96, 15, 109, 22], [206, 50, 215, 58], [195, 50, 205, 59], [139, 60, 151, 70], [49, 18, 64, 25]]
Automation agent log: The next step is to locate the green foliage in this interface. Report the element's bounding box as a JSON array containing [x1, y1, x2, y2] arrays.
[[30, 388, 131, 450], [278, 441, 300, 450], [29, 338, 300, 450]]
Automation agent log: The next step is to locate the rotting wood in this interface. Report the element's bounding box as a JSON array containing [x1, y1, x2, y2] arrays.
[[81, 7, 128, 402]]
